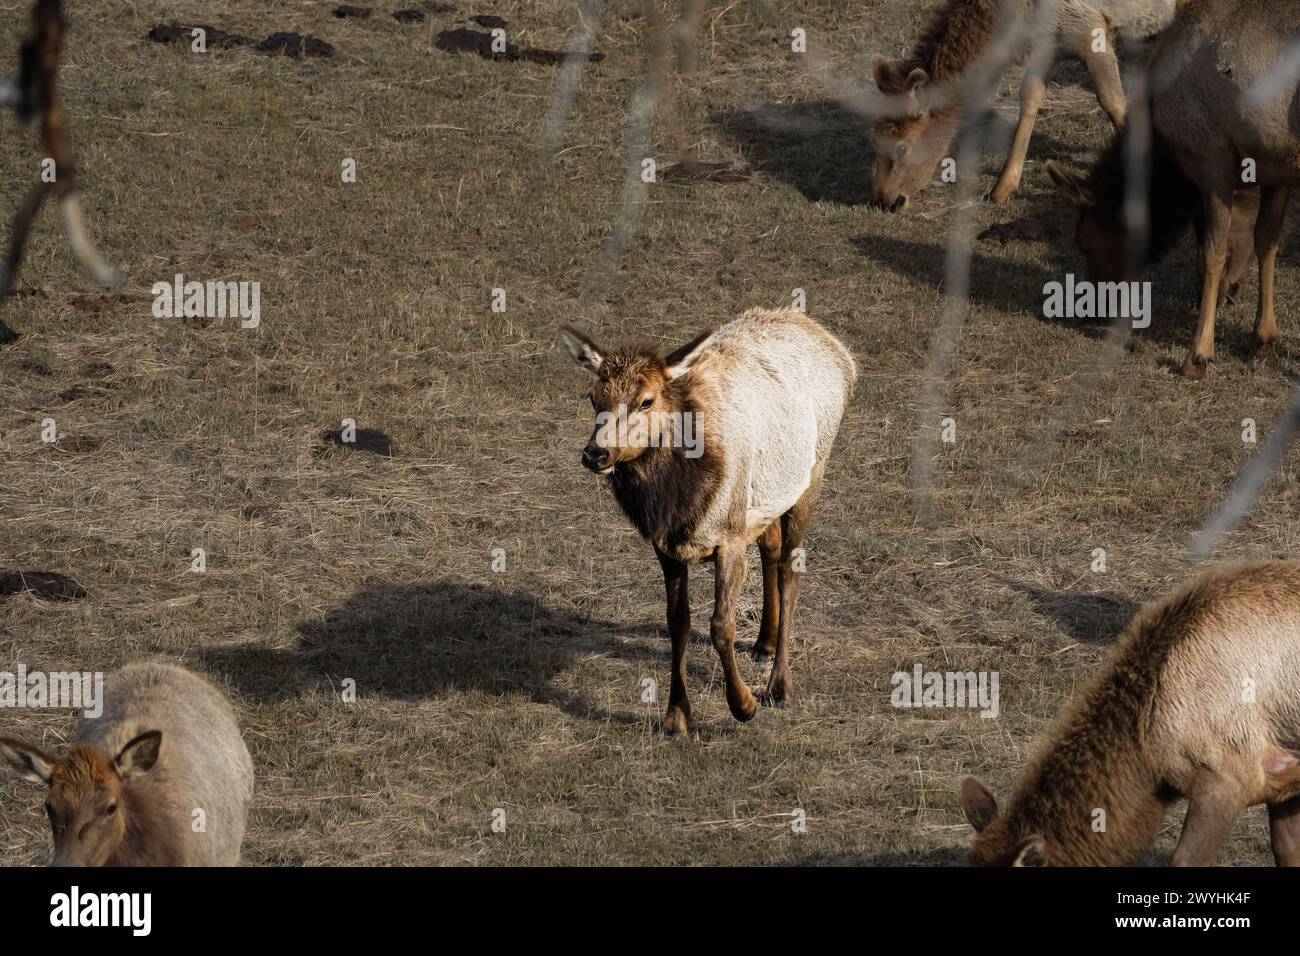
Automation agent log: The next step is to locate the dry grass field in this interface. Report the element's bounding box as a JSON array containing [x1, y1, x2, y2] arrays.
[[2, 0, 1298, 866]]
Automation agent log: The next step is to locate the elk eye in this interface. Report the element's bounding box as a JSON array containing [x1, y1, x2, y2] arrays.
[[639, 397, 653, 411], [896, 143, 907, 158], [104, 804, 118, 816]]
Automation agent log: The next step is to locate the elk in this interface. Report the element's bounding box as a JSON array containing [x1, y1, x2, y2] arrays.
[[961, 560, 1300, 866], [1047, 127, 1300, 314], [0, 662, 254, 866], [869, 0, 1176, 212], [0, 0, 120, 343], [560, 308, 856, 736], [1048, 0, 1300, 377]]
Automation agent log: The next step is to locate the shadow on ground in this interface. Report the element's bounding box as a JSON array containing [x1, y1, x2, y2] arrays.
[[197, 579, 718, 725], [1004, 578, 1139, 644]]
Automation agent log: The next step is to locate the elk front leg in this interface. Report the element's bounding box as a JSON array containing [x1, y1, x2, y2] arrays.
[[752, 522, 782, 660], [1184, 184, 1234, 378], [765, 474, 823, 708], [988, 48, 1053, 205], [1171, 780, 1245, 866], [711, 544, 757, 722], [1249, 184, 1290, 355], [656, 548, 692, 737]]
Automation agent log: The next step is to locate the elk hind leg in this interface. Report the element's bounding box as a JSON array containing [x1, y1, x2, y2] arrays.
[[752, 522, 782, 660], [763, 474, 823, 708], [1249, 185, 1290, 355]]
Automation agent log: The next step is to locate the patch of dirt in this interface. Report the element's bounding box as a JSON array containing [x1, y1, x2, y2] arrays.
[[977, 218, 1051, 244], [334, 4, 373, 17], [0, 571, 87, 601], [393, 10, 427, 23], [321, 427, 394, 457], [435, 28, 604, 64], [147, 24, 336, 59], [50, 435, 101, 454]]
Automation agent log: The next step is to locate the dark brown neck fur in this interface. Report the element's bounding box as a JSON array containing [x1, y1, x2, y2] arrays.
[[607, 373, 722, 553], [1087, 125, 1202, 268]]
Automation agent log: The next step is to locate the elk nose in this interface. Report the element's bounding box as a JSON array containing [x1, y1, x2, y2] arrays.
[[582, 446, 610, 471], [889, 195, 907, 213]]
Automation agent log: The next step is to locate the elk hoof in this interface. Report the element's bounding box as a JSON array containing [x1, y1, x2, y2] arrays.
[[729, 691, 758, 723], [0, 322, 17, 345], [985, 184, 1014, 205], [1250, 334, 1280, 357], [1181, 353, 1211, 379], [659, 708, 690, 739], [759, 690, 788, 710], [750, 642, 775, 662]]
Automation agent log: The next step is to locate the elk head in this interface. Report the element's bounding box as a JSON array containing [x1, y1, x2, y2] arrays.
[[1046, 160, 1131, 283], [0, 732, 161, 867], [959, 775, 1049, 867], [869, 55, 955, 213], [559, 324, 713, 474]]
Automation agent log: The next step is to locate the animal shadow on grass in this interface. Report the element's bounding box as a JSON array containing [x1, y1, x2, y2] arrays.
[[198, 579, 717, 728], [713, 101, 876, 205], [1004, 579, 1138, 645], [849, 230, 1215, 352]]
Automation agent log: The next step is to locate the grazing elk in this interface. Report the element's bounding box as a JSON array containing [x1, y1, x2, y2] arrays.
[[0, 0, 120, 343], [961, 561, 1300, 866], [1047, 128, 1300, 313], [560, 308, 856, 736], [0, 662, 254, 866], [1050, 0, 1300, 377], [869, 0, 1176, 211]]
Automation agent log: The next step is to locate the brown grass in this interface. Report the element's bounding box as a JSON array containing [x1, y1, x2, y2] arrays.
[[1, 0, 1296, 866]]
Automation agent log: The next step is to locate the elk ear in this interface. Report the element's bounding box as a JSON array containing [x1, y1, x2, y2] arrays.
[[1012, 834, 1048, 867], [1046, 160, 1095, 208], [115, 731, 162, 780], [871, 54, 900, 92], [0, 736, 55, 786], [664, 328, 715, 379], [559, 325, 605, 375], [960, 776, 999, 832]]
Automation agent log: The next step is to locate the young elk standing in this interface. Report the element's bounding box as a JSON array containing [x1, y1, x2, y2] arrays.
[[1049, 0, 1300, 377], [560, 308, 856, 736], [961, 561, 1300, 866], [0, 662, 254, 866], [869, 0, 1176, 211]]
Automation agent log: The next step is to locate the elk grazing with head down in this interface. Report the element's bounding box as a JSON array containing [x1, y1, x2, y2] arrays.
[[961, 561, 1300, 866], [869, 0, 1176, 211], [0, 662, 254, 866], [1048, 0, 1300, 377], [1047, 126, 1300, 334], [560, 308, 856, 736]]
